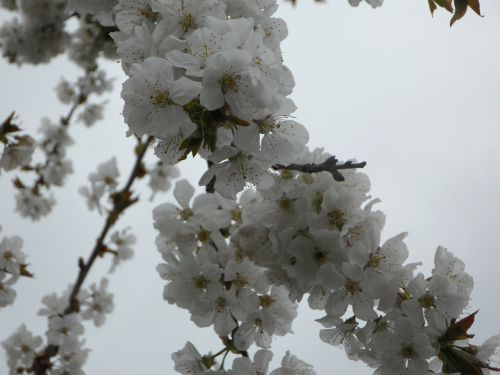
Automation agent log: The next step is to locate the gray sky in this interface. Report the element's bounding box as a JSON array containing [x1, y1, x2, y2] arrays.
[[1, 1, 500, 374]]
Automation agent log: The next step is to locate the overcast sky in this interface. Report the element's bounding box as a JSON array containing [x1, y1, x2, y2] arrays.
[[1, 1, 500, 374]]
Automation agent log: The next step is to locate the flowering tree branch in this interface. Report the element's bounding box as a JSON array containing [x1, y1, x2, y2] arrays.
[[32, 135, 153, 375], [5, 69, 113, 220], [272, 156, 367, 181], [1, 1, 497, 375]]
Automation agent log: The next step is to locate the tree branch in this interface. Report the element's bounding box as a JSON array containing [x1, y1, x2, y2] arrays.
[[272, 156, 366, 181], [32, 135, 154, 375]]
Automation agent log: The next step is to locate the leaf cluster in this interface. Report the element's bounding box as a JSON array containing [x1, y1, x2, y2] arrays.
[[428, 0, 482, 26], [438, 311, 500, 374]]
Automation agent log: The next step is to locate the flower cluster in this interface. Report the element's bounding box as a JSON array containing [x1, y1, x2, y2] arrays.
[[1, 1, 496, 375], [172, 343, 316, 375], [0, 113, 35, 174], [2, 278, 114, 375], [154, 147, 500, 374], [114, 0, 308, 198], [148, 160, 180, 199], [0, 0, 69, 65], [105, 228, 136, 273], [79, 156, 120, 214], [10, 70, 113, 220], [0, 0, 117, 68], [0, 231, 31, 308]]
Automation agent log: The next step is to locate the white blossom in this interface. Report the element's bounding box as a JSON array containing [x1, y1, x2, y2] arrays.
[[80, 278, 114, 326], [0, 135, 35, 172], [2, 325, 43, 373], [15, 189, 55, 220]]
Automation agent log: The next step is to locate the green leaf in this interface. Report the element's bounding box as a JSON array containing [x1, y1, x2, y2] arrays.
[[179, 128, 203, 157]]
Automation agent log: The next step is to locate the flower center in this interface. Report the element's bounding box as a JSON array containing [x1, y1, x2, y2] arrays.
[[179, 208, 193, 221], [219, 73, 240, 93], [198, 230, 210, 243], [312, 192, 323, 213], [328, 209, 346, 230], [260, 295, 274, 308], [313, 249, 328, 264], [194, 275, 209, 290], [180, 13, 197, 33], [278, 196, 294, 213], [150, 90, 171, 108], [234, 275, 248, 288], [418, 292, 436, 309], [400, 343, 416, 360], [367, 250, 385, 269], [216, 296, 227, 310], [345, 279, 361, 295]]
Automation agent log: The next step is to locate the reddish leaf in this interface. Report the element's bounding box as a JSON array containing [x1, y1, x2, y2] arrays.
[[443, 311, 478, 341], [468, 0, 482, 16], [451, 0, 469, 26]]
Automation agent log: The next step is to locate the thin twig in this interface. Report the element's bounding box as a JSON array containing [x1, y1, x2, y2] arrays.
[[272, 156, 366, 181], [32, 136, 153, 375]]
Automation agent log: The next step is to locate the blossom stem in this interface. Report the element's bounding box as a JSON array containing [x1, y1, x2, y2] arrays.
[[211, 347, 229, 359], [272, 156, 367, 181], [219, 348, 230, 370], [32, 135, 153, 375]]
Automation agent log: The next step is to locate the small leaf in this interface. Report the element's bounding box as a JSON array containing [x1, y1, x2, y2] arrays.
[[19, 264, 34, 278], [443, 310, 478, 342], [428, 0, 438, 15], [451, 0, 469, 26], [0, 112, 21, 143], [434, 0, 454, 12], [12, 177, 26, 190], [440, 346, 483, 375], [468, 0, 482, 16]]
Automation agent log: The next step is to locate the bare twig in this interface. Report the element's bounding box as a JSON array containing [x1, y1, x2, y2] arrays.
[[272, 156, 367, 181]]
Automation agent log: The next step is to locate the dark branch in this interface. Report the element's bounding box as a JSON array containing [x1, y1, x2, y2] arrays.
[[272, 156, 367, 182]]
